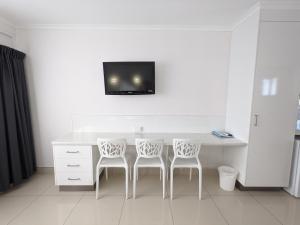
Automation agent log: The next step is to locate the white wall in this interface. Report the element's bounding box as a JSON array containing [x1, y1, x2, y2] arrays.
[[224, 8, 260, 184], [0, 34, 13, 46], [0, 17, 15, 47], [15, 28, 231, 166]]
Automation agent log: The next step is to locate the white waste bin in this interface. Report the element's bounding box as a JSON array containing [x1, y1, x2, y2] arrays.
[[218, 166, 238, 191]]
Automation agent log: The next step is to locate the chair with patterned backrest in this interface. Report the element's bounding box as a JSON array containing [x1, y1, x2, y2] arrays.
[[170, 139, 202, 200], [96, 138, 130, 199], [133, 138, 166, 199]]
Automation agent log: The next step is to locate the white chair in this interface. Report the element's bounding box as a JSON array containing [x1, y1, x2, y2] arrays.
[[133, 139, 166, 199], [170, 139, 202, 200], [96, 138, 130, 199]]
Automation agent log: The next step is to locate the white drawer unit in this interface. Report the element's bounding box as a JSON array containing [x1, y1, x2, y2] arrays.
[[55, 172, 93, 185], [55, 158, 91, 172], [53, 145, 91, 159], [53, 145, 99, 186]]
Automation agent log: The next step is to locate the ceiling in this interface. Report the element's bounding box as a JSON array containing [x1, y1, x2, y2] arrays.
[[0, 0, 296, 27]]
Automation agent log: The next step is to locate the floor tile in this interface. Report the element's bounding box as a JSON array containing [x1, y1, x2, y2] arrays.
[[64, 195, 124, 225], [3, 174, 53, 196], [42, 185, 86, 196], [134, 175, 168, 197], [253, 194, 300, 225], [249, 190, 289, 197], [171, 174, 209, 196], [119, 196, 173, 225], [5, 173, 300, 225], [204, 174, 249, 196], [0, 196, 36, 225], [133, 173, 209, 198], [170, 195, 227, 225], [213, 195, 281, 225], [88, 174, 168, 198], [8, 196, 81, 225], [85, 174, 129, 197]]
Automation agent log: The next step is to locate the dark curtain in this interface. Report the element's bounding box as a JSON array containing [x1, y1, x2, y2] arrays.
[[0, 45, 36, 192]]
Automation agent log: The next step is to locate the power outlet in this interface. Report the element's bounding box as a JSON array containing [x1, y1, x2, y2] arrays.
[[133, 126, 144, 133]]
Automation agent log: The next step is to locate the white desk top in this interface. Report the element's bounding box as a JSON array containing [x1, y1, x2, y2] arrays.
[[52, 132, 247, 147]]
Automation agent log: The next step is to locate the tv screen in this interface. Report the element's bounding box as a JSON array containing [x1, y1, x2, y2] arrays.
[[103, 61, 155, 95]]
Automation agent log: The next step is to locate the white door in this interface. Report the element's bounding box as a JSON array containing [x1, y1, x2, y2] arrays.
[[246, 22, 300, 187]]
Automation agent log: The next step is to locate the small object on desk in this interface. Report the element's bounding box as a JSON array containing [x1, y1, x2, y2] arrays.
[[212, 130, 234, 138], [132, 126, 144, 134]]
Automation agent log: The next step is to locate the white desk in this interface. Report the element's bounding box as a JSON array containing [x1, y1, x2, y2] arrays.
[[52, 132, 246, 187], [52, 132, 246, 146]]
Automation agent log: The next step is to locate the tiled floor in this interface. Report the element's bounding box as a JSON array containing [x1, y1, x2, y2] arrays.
[[0, 171, 299, 225]]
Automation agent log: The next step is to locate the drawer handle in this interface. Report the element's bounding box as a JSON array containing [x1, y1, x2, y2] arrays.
[[67, 164, 80, 167], [66, 151, 80, 154], [67, 177, 81, 181]]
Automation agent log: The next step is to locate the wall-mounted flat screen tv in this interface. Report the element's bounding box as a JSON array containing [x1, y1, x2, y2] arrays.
[[103, 61, 155, 95]]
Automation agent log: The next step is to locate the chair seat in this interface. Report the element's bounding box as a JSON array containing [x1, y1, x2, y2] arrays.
[[135, 157, 164, 167], [100, 157, 129, 167], [169, 157, 200, 168]]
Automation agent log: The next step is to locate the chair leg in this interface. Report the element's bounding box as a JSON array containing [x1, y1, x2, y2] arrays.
[[189, 168, 192, 181], [166, 146, 169, 181], [129, 165, 132, 181], [160, 168, 162, 181], [136, 167, 139, 181], [162, 167, 166, 199], [198, 167, 202, 200], [125, 167, 129, 199], [105, 168, 108, 180], [166, 165, 169, 181], [170, 167, 174, 200], [96, 169, 100, 200], [133, 166, 137, 199]]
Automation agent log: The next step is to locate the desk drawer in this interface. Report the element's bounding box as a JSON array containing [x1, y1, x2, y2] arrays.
[[55, 158, 91, 172], [53, 145, 92, 159], [55, 172, 93, 185]]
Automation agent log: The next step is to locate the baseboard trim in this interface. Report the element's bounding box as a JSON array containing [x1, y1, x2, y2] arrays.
[[59, 185, 96, 191], [36, 167, 54, 174], [236, 181, 282, 191]]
